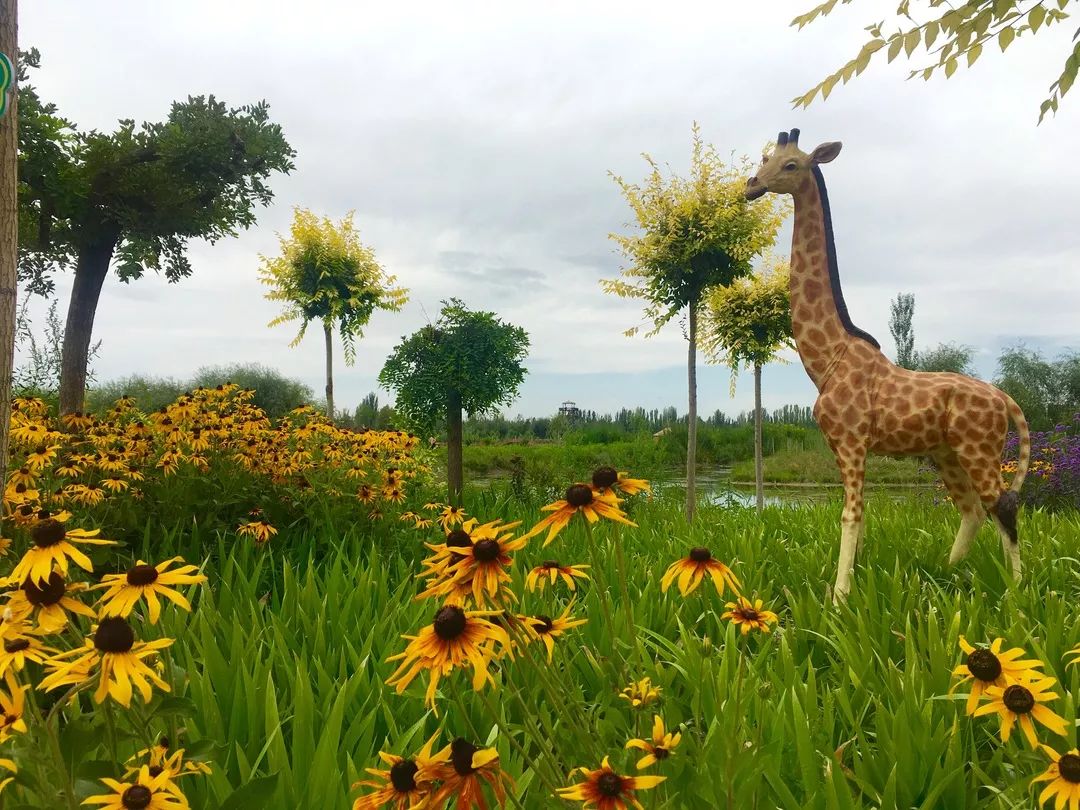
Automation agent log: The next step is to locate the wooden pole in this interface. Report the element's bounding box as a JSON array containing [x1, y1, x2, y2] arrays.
[[0, 0, 19, 490]]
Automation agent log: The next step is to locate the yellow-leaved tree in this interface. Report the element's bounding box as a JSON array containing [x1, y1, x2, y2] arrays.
[[259, 209, 408, 419], [603, 125, 789, 521], [701, 258, 793, 513]]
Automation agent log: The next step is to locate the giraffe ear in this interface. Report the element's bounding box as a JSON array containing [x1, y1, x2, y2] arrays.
[[810, 142, 842, 164]]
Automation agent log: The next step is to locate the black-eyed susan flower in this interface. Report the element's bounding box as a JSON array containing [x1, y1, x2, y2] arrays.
[[443, 521, 525, 607], [0, 623, 53, 675], [620, 677, 661, 709], [0, 758, 14, 794], [556, 756, 665, 808], [26, 444, 60, 470], [83, 766, 187, 810], [525, 560, 590, 592], [101, 478, 130, 494], [352, 731, 448, 810], [951, 636, 1045, 715], [41, 616, 173, 707], [6, 572, 97, 634], [438, 505, 468, 531], [54, 457, 84, 478], [525, 603, 586, 662], [382, 486, 407, 505], [590, 466, 650, 497], [237, 520, 277, 544], [386, 606, 508, 711], [427, 738, 512, 810], [125, 741, 212, 786], [8, 519, 115, 586], [523, 484, 635, 547], [7, 467, 37, 488], [61, 411, 95, 431], [357, 485, 377, 504], [625, 715, 681, 770], [413, 517, 434, 530], [94, 558, 207, 624], [974, 676, 1068, 748], [660, 547, 740, 598], [0, 676, 27, 743], [721, 597, 779, 635], [1032, 745, 1080, 808], [423, 502, 444, 512], [66, 482, 107, 506]]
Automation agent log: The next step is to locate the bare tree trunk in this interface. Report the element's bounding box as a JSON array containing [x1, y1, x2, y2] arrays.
[[754, 362, 764, 513], [0, 1, 17, 486], [686, 300, 698, 522], [323, 319, 334, 421], [447, 387, 463, 506], [58, 236, 115, 414]]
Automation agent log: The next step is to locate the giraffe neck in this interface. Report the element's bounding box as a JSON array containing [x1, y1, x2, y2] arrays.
[[789, 167, 880, 389]]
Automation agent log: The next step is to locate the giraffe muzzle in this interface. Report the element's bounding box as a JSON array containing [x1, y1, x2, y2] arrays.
[[744, 177, 766, 201]]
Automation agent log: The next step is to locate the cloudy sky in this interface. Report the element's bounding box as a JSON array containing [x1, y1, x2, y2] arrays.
[[16, 1, 1080, 418]]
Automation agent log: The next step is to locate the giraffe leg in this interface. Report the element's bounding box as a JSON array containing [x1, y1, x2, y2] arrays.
[[954, 447, 1020, 579], [833, 449, 866, 604], [933, 449, 986, 565]]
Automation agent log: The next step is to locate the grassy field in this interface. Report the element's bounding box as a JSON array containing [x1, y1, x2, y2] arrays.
[[730, 447, 934, 485], [124, 488, 1080, 808]]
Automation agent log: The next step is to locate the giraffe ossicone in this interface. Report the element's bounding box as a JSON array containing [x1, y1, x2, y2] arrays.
[[746, 129, 1031, 603]]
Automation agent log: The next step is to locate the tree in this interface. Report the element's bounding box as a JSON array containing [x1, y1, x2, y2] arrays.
[[379, 299, 529, 504], [14, 293, 101, 396], [914, 342, 977, 376], [889, 292, 916, 369], [603, 124, 788, 521], [700, 258, 793, 512], [259, 209, 407, 419], [995, 344, 1080, 430], [0, 3, 16, 494], [790, 0, 1079, 121], [16, 53, 295, 413]]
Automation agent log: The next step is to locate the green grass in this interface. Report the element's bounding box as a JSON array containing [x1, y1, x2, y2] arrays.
[[730, 447, 936, 485], [80, 488, 1080, 809]]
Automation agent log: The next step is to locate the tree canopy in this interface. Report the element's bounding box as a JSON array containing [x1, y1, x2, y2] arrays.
[[889, 292, 916, 370], [790, 0, 1079, 121], [995, 344, 1080, 429]]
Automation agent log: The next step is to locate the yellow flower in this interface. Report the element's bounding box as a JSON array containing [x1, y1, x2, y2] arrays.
[[65, 482, 108, 506], [0, 757, 15, 794], [0, 675, 28, 743], [620, 677, 661, 709], [522, 484, 635, 547], [83, 765, 187, 809], [524, 602, 587, 662], [525, 560, 590, 592], [352, 731, 448, 809], [237, 520, 277, 544], [426, 738, 513, 810], [589, 466, 650, 497], [661, 547, 741, 597], [438, 505, 468, 531], [0, 621, 54, 675], [951, 636, 1044, 716], [1032, 745, 1080, 809], [94, 558, 207, 623], [626, 715, 682, 769], [8, 519, 115, 586], [974, 676, 1068, 748], [721, 597, 779, 635], [5, 572, 97, 634], [557, 755, 665, 808]]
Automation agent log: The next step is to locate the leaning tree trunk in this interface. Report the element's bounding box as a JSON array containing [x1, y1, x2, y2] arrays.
[[686, 300, 698, 522], [446, 387, 464, 506], [323, 319, 334, 421], [0, 2, 18, 486], [58, 236, 116, 414], [753, 362, 764, 514]]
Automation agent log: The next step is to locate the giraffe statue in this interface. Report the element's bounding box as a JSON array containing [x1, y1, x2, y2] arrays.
[[745, 128, 1031, 602]]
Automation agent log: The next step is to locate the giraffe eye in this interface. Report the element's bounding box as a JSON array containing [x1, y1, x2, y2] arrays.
[[783, 161, 798, 171]]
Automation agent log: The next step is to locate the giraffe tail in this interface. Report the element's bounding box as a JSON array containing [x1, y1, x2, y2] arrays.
[[1002, 392, 1031, 494]]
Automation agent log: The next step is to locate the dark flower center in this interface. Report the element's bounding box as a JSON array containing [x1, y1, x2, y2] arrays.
[[159, 736, 170, 749], [14, 483, 26, 494], [965, 648, 1003, 682], [389, 759, 420, 792], [446, 529, 472, 548], [689, 547, 712, 563], [433, 606, 467, 641], [2, 714, 16, 726], [31, 519, 67, 548], [654, 746, 671, 760], [127, 564, 159, 586], [94, 617, 136, 654], [18, 467, 29, 475], [541, 560, 561, 569], [591, 466, 619, 490], [473, 539, 501, 562], [597, 771, 623, 797], [533, 615, 555, 635], [4, 638, 30, 653], [1059, 753, 1080, 783], [17, 504, 34, 517], [23, 572, 66, 606], [737, 606, 761, 622], [1002, 684, 1036, 715], [121, 785, 153, 809], [450, 737, 480, 776], [148, 766, 164, 778], [565, 484, 594, 508]]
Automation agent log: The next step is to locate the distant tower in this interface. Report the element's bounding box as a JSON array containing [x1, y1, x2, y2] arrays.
[[558, 400, 581, 420]]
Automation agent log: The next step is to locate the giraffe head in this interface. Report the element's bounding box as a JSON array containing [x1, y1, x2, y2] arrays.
[[745, 129, 842, 200]]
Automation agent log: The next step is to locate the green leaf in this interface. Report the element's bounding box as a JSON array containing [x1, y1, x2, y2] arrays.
[[904, 29, 921, 56], [152, 695, 198, 717], [888, 35, 904, 62], [924, 21, 939, 47], [218, 773, 280, 810], [967, 42, 983, 67], [998, 27, 1016, 51], [945, 57, 958, 78], [1029, 4, 1047, 30]]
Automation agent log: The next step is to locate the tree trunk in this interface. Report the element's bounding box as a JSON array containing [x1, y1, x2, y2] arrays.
[[447, 387, 463, 506], [58, 236, 116, 414], [754, 362, 764, 514], [0, 2, 17, 488], [323, 319, 334, 421], [686, 299, 698, 522]]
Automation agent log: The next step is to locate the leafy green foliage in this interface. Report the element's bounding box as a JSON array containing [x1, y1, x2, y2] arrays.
[[13, 292, 101, 395], [995, 343, 1080, 429], [16, 51, 295, 291], [379, 298, 530, 432], [889, 292, 917, 370], [700, 258, 793, 393], [258, 209, 407, 363], [602, 124, 789, 335], [914, 342, 977, 376], [790, 0, 1079, 121]]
